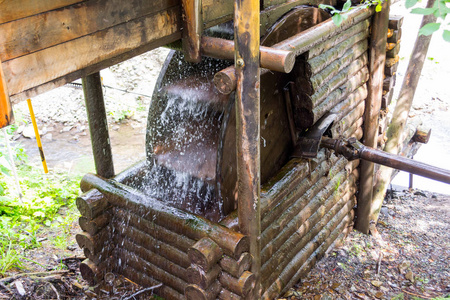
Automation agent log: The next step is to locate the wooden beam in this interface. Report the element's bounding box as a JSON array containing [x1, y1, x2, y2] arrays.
[[4, 7, 181, 102], [0, 0, 178, 62], [0, 0, 83, 24], [0, 59, 13, 128], [82, 72, 115, 178], [234, 0, 261, 298], [355, 1, 390, 234], [181, 0, 202, 62]]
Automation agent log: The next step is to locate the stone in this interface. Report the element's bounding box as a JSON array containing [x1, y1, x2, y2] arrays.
[[43, 133, 53, 141], [371, 280, 383, 288], [405, 270, 414, 282], [398, 261, 410, 274]]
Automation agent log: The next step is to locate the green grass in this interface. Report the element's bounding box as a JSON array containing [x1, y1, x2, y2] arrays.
[[0, 126, 82, 275]]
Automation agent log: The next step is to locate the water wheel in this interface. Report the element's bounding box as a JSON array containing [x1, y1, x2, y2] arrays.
[[144, 6, 330, 222]]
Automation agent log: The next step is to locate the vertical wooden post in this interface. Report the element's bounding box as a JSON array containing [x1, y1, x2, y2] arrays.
[[235, 0, 261, 298], [355, 1, 390, 234], [182, 0, 202, 63], [0, 59, 13, 129], [82, 72, 115, 178]]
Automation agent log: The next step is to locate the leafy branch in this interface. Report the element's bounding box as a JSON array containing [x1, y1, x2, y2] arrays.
[[406, 0, 450, 41], [319, 0, 384, 26]]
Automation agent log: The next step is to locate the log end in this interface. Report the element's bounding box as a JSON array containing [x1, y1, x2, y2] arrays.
[[238, 271, 256, 296], [80, 259, 102, 285], [214, 69, 236, 95]]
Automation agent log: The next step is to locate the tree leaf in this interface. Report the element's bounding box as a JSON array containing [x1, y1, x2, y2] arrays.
[[332, 13, 344, 26], [343, 0, 352, 12], [405, 0, 418, 9], [376, 3, 383, 12], [419, 22, 441, 35], [410, 7, 436, 14], [443, 30, 450, 42]]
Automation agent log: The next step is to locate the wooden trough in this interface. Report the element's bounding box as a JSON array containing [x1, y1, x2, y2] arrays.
[[1, 0, 436, 299]]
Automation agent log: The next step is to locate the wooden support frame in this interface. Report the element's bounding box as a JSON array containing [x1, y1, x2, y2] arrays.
[[181, 0, 202, 62], [355, 1, 390, 234], [234, 0, 261, 298], [82, 72, 115, 179], [0, 59, 13, 128]]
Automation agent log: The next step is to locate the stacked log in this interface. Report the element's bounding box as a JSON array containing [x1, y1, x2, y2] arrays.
[[76, 172, 255, 299], [378, 15, 404, 149]]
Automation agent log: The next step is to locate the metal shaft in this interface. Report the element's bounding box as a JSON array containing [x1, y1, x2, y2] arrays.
[[360, 147, 450, 184]]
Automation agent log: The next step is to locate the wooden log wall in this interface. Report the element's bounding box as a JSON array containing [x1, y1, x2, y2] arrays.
[[378, 15, 404, 150], [76, 165, 255, 300]]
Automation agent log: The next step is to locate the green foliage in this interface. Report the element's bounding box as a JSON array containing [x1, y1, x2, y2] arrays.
[[319, 0, 384, 27], [407, 0, 450, 41], [0, 128, 82, 274]]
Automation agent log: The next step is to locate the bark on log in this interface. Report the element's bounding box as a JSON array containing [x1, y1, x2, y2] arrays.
[[75, 229, 110, 255], [120, 265, 183, 300], [83, 247, 112, 266], [111, 219, 191, 268], [307, 19, 370, 59], [413, 126, 431, 144], [114, 207, 195, 252], [260, 151, 327, 218], [261, 152, 339, 231], [188, 238, 223, 271], [219, 271, 256, 297], [76, 189, 109, 219], [219, 210, 239, 231], [116, 249, 188, 294], [219, 253, 252, 278], [343, 117, 363, 138], [79, 258, 108, 285], [278, 210, 354, 296], [219, 288, 242, 300], [330, 85, 368, 120], [371, 0, 437, 226], [261, 158, 348, 249], [187, 264, 221, 289], [262, 204, 354, 298], [331, 100, 365, 138], [185, 281, 221, 300], [116, 236, 190, 283], [78, 213, 110, 236], [80, 174, 249, 258], [261, 171, 355, 284]]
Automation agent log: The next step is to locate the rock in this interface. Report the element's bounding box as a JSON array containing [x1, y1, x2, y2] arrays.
[[398, 261, 410, 274], [61, 126, 73, 132], [22, 126, 36, 138], [112, 125, 120, 131], [414, 190, 427, 197], [371, 280, 383, 288], [405, 270, 414, 282], [43, 133, 53, 141], [380, 207, 389, 215]]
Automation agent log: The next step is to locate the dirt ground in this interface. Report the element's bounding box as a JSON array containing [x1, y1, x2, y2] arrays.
[[1, 1, 449, 299]]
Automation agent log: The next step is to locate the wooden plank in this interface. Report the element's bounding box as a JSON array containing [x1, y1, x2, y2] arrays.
[[0, 0, 178, 62], [202, 0, 233, 28], [0, 0, 83, 24], [4, 6, 181, 101], [182, 0, 202, 62], [0, 60, 13, 128]]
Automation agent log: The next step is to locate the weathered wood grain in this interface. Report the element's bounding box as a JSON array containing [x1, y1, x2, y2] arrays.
[[0, 0, 178, 62]]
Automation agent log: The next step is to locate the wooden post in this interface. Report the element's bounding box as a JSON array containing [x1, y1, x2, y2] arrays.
[[371, 0, 438, 225], [355, 1, 390, 234], [234, 0, 261, 298], [82, 72, 115, 178], [181, 0, 202, 63], [0, 59, 13, 128]]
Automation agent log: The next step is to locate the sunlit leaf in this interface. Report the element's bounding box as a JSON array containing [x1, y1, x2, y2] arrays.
[[405, 0, 418, 8], [376, 3, 382, 12], [443, 30, 450, 42], [411, 7, 436, 14], [332, 13, 344, 26], [419, 22, 441, 35], [343, 0, 352, 12]]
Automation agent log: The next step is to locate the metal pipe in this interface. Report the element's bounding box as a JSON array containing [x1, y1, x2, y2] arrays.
[[234, 0, 261, 297], [359, 147, 450, 184], [82, 72, 114, 178]]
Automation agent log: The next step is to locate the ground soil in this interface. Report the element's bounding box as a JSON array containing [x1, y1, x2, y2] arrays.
[[1, 2, 449, 299]]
